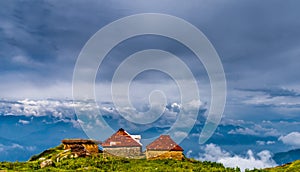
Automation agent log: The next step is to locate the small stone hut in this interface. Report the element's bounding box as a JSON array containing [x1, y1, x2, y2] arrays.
[[61, 139, 99, 156], [101, 128, 142, 158], [146, 135, 184, 160]]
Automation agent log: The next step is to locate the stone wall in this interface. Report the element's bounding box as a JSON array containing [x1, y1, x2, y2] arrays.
[[146, 150, 184, 160], [103, 146, 141, 158]]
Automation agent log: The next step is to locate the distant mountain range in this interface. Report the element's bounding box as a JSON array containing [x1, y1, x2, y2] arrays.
[[0, 115, 87, 161], [273, 149, 300, 165], [0, 113, 281, 162], [0, 99, 297, 167]]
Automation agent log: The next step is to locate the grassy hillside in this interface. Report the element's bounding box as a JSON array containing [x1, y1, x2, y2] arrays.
[[0, 157, 243, 171], [264, 160, 300, 172], [0, 145, 240, 171], [1, 144, 300, 171]]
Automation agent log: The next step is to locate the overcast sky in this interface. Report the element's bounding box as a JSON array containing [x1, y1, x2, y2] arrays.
[[1, 0, 300, 122], [2, 2, 300, 168]]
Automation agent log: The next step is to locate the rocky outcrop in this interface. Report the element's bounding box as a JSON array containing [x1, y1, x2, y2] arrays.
[[40, 159, 54, 168]]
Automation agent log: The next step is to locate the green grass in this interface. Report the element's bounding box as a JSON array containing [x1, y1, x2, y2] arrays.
[[1, 145, 299, 172], [0, 145, 241, 172], [28, 144, 65, 161], [263, 160, 300, 172], [0, 156, 241, 171]]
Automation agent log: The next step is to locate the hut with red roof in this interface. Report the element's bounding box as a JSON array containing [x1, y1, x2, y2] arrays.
[[146, 135, 184, 160], [101, 128, 142, 158]]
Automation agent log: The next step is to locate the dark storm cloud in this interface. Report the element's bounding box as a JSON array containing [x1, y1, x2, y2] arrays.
[[238, 87, 300, 98], [0, 1, 126, 81], [0, 0, 299, 122], [1, 0, 299, 83]]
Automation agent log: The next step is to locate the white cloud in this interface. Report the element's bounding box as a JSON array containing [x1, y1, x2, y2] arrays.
[[173, 131, 188, 138], [256, 141, 275, 145], [18, 119, 30, 125], [253, 125, 280, 136], [12, 55, 29, 64], [186, 150, 193, 157], [228, 124, 280, 137], [266, 141, 275, 145], [221, 119, 250, 126], [12, 55, 43, 67], [26, 146, 36, 151], [228, 127, 258, 136], [239, 89, 300, 108], [198, 143, 230, 162], [0, 99, 89, 128], [0, 99, 74, 118], [198, 144, 277, 172], [279, 132, 300, 147], [0, 143, 24, 152], [256, 141, 265, 145], [11, 143, 23, 149], [186, 99, 206, 109], [0, 98, 197, 134]]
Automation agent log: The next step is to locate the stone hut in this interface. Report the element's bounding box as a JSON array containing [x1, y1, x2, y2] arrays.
[[146, 135, 184, 160], [101, 128, 142, 158], [61, 139, 99, 156]]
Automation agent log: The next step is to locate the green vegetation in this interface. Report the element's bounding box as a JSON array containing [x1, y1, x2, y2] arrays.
[[28, 144, 65, 161], [0, 145, 240, 171], [0, 156, 242, 171], [0, 156, 243, 171], [264, 160, 300, 172], [1, 144, 299, 171]]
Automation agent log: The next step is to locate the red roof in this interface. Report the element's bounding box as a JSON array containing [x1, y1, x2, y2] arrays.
[[146, 135, 183, 151], [101, 128, 142, 147]]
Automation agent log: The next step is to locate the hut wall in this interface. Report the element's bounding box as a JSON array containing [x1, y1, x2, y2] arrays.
[[103, 146, 141, 158], [83, 144, 99, 154], [146, 150, 184, 160], [63, 143, 98, 154]]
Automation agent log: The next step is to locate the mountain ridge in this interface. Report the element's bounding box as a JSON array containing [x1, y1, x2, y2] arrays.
[[273, 148, 300, 165]]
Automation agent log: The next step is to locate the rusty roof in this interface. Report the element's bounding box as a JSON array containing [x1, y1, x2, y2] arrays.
[[146, 135, 183, 151], [101, 128, 142, 147], [62, 139, 100, 144]]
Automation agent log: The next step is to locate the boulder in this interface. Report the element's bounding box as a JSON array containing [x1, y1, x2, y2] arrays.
[[40, 159, 54, 168]]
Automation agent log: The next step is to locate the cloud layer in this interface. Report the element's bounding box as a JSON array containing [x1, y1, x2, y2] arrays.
[[197, 144, 277, 171], [279, 132, 300, 147]]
